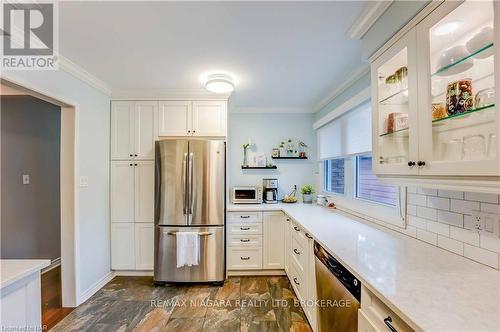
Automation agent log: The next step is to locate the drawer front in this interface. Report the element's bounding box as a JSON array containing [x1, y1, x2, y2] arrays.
[[227, 234, 262, 247], [289, 259, 306, 301], [290, 236, 307, 274], [290, 221, 308, 249], [228, 222, 263, 235], [228, 211, 263, 223], [228, 247, 263, 270]]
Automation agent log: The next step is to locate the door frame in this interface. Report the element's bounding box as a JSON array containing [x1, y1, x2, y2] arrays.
[[1, 77, 79, 307]]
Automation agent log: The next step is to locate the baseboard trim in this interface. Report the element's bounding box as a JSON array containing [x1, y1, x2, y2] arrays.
[[228, 269, 286, 276], [113, 270, 154, 276], [78, 271, 115, 305]]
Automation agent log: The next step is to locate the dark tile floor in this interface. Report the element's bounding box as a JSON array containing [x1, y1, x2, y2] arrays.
[[52, 276, 312, 332]]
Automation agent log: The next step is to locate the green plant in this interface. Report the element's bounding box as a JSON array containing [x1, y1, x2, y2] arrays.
[[301, 184, 315, 195]]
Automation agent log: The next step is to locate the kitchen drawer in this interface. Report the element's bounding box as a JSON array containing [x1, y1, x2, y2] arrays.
[[290, 221, 308, 249], [289, 259, 306, 301], [290, 236, 307, 274], [228, 211, 263, 223], [228, 247, 262, 270], [227, 222, 263, 235], [358, 309, 379, 332], [227, 234, 262, 247]]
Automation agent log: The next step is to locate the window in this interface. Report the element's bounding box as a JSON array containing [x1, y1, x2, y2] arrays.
[[324, 158, 345, 194], [356, 155, 397, 206]]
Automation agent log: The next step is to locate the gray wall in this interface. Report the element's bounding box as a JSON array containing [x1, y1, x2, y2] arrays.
[[1, 95, 61, 260]]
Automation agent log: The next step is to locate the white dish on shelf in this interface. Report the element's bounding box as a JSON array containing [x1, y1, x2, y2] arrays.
[[466, 26, 494, 59], [436, 45, 473, 76]]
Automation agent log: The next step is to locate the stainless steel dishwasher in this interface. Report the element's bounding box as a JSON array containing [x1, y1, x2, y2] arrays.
[[315, 241, 361, 332]]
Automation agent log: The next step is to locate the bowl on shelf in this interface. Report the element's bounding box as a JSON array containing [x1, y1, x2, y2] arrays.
[[474, 88, 495, 109], [436, 45, 473, 76], [466, 26, 494, 59]]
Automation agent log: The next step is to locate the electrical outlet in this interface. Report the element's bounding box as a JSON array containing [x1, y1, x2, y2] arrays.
[[472, 210, 500, 237], [473, 214, 483, 231], [22, 174, 30, 185]]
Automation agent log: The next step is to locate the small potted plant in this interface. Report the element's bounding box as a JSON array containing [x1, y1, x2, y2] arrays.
[[301, 185, 315, 204]]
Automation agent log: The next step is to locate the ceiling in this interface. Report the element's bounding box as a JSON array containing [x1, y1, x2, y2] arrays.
[[59, 1, 366, 111]]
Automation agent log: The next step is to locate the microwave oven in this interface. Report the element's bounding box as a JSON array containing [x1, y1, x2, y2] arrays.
[[231, 186, 262, 204]]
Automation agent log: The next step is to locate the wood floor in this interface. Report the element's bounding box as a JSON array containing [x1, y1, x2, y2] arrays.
[[51, 276, 312, 332], [41, 266, 74, 330]]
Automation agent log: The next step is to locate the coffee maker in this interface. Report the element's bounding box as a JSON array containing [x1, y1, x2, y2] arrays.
[[263, 178, 278, 204]]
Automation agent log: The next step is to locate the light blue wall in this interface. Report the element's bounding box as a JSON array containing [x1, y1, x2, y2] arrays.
[[228, 112, 317, 200]]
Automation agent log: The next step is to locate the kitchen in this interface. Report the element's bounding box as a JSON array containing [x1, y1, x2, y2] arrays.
[[1, 1, 499, 331]]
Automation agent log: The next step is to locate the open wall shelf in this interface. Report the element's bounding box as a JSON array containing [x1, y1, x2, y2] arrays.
[[241, 166, 277, 170], [272, 156, 308, 160]]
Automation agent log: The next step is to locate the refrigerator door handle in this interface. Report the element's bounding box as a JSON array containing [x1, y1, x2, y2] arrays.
[[182, 152, 188, 216], [188, 152, 194, 217], [166, 231, 213, 236]]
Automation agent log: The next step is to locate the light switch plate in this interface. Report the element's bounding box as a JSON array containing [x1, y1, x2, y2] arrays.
[[22, 174, 30, 185], [79, 176, 89, 188]]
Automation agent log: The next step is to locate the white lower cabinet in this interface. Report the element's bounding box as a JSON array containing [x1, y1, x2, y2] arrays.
[[228, 247, 263, 270], [134, 223, 154, 270], [111, 223, 135, 270], [227, 212, 263, 270], [263, 212, 285, 269]]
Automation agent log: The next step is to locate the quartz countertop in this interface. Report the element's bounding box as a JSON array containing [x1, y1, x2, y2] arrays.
[[227, 203, 500, 332], [1, 259, 50, 289]]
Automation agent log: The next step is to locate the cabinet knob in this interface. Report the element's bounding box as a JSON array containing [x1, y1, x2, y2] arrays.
[[134, 163, 138, 166], [129, 163, 133, 166], [187, 130, 191, 133], [134, 154, 138, 157], [407, 161, 415, 167], [192, 130, 196, 134], [129, 154, 133, 157], [417, 161, 426, 166]]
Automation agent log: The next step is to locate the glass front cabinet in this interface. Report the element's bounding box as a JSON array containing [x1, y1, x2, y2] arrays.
[[372, 0, 500, 182]]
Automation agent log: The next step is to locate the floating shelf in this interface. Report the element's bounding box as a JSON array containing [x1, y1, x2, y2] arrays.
[[432, 104, 495, 125], [272, 156, 308, 160], [379, 127, 409, 137], [241, 166, 277, 170], [379, 87, 409, 105], [432, 43, 493, 77]]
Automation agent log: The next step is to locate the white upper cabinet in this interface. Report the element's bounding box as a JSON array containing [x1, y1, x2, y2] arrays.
[[134, 161, 155, 223], [158, 101, 192, 136], [263, 212, 285, 269], [134, 223, 154, 270], [158, 100, 226, 137], [111, 161, 135, 223], [111, 101, 158, 160], [372, 0, 499, 186], [192, 100, 227, 136]]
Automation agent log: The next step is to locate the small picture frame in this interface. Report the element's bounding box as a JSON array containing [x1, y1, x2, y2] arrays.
[[254, 154, 267, 167], [272, 148, 280, 158]]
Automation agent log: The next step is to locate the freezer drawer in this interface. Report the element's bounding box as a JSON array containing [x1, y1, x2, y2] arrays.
[[154, 225, 225, 282]]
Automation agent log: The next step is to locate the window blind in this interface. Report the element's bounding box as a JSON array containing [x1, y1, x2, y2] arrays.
[[317, 100, 372, 160]]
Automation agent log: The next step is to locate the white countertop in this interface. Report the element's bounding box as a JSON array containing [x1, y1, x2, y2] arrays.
[[1, 259, 50, 289], [228, 203, 500, 332]]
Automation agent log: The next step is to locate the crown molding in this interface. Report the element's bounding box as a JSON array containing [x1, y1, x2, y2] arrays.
[[313, 64, 370, 113], [111, 89, 230, 101], [232, 107, 313, 114], [347, 1, 393, 39], [58, 56, 112, 96]]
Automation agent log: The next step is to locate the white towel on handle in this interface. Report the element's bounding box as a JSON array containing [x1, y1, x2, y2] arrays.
[[176, 231, 200, 268]]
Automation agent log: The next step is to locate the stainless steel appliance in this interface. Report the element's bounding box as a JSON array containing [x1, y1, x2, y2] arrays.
[[263, 178, 278, 204], [231, 186, 263, 204], [315, 242, 360, 332], [154, 139, 225, 283]]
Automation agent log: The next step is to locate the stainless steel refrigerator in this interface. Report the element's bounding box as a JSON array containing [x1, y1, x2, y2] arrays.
[[154, 139, 225, 283]]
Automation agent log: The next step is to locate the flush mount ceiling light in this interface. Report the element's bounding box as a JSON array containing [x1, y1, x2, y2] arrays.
[[204, 74, 235, 94], [433, 21, 462, 36]]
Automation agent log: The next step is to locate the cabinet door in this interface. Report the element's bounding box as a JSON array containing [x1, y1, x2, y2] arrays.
[[135, 223, 154, 270], [111, 223, 135, 269], [111, 101, 134, 160], [192, 101, 226, 136], [158, 101, 191, 136], [416, 0, 499, 176], [134, 161, 154, 223], [111, 161, 135, 223], [263, 212, 285, 269], [134, 101, 158, 160], [371, 28, 419, 175], [284, 216, 291, 274]]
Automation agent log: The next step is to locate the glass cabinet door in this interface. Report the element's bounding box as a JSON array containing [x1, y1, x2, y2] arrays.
[[372, 29, 419, 175], [417, 0, 498, 176]]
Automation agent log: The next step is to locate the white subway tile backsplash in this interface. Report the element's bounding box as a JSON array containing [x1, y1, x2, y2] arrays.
[[463, 215, 474, 230], [427, 196, 449, 210], [417, 229, 438, 245], [438, 189, 463, 199], [407, 204, 417, 216], [408, 215, 428, 229], [464, 244, 499, 269], [417, 206, 437, 221], [400, 225, 417, 238], [427, 222, 450, 236], [480, 235, 500, 253], [450, 227, 479, 246], [464, 192, 499, 204], [437, 210, 464, 227], [481, 203, 500, 214], [408, 193, 427, 206], [450, 199, 480, 215], [418, 188, 438, 196], [437, 235, 464, 255]]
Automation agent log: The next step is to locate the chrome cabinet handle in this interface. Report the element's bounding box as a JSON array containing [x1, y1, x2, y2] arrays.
[[293, 249, 300, 255], [293, 277, 300, 286], [240, 227, 250, 230], [240, 215, 250, 219], [240, 239, 250, 242], [384, 316, 397, 332], [240, 256, 250, 260], [305, 233, 313, 239], [293, 226, 300, 232]]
